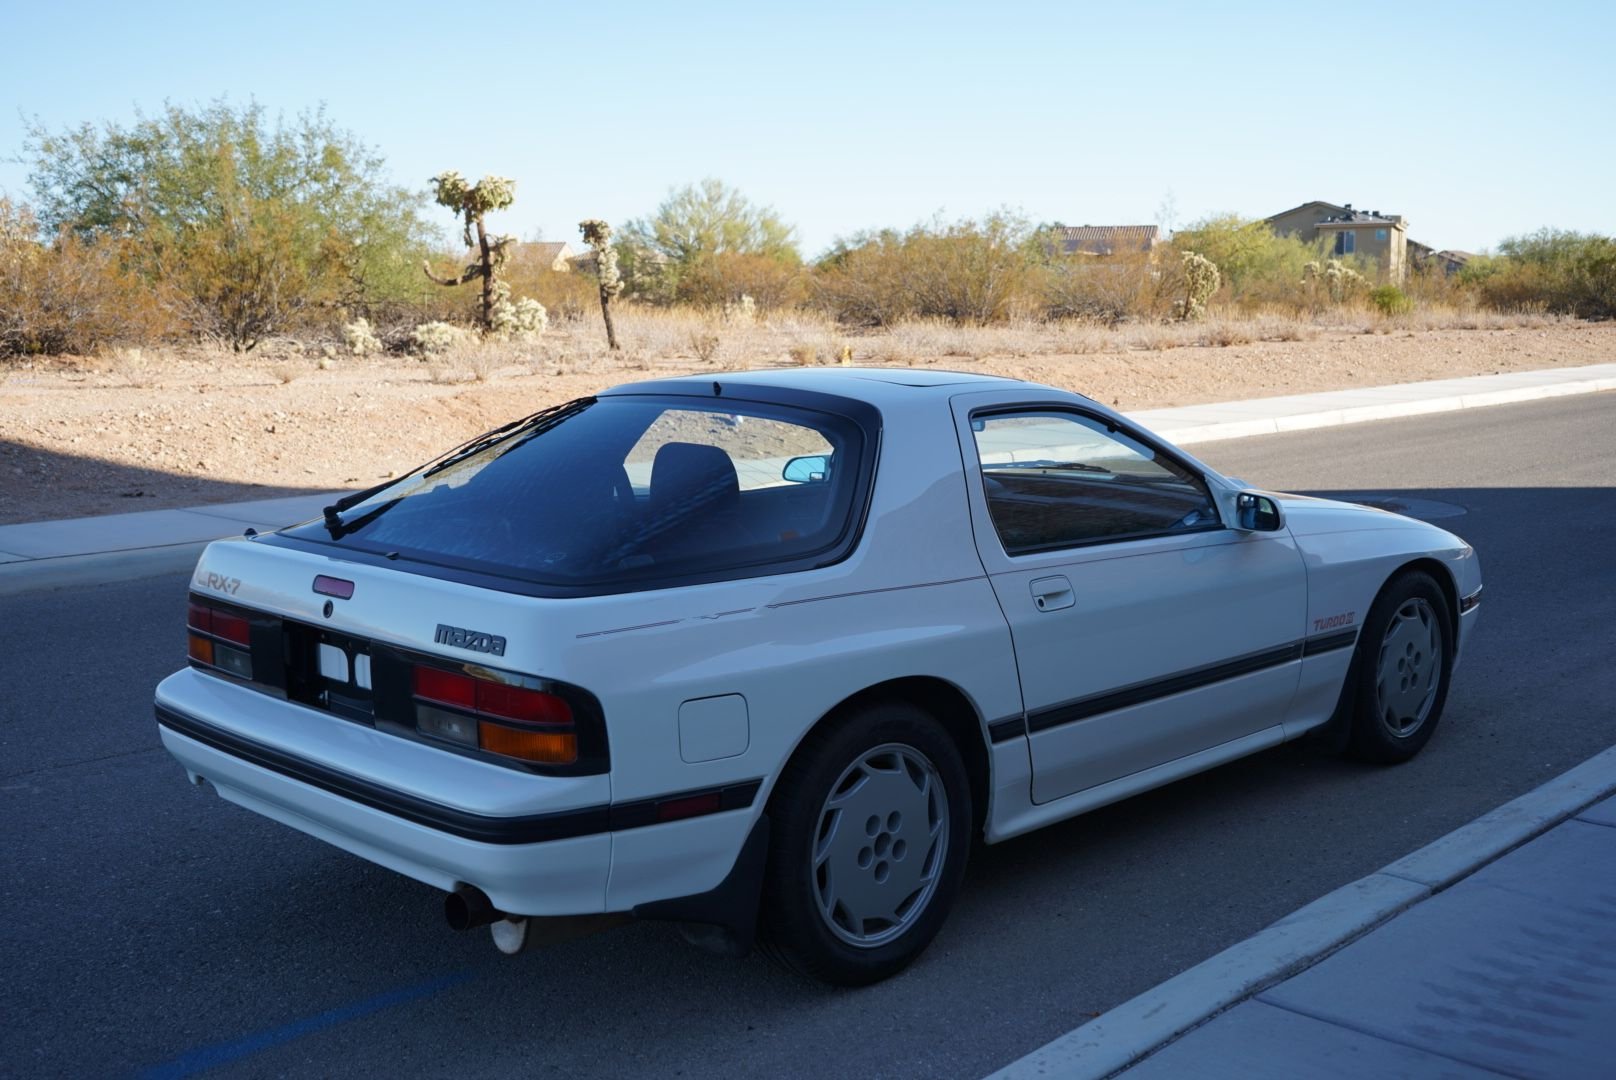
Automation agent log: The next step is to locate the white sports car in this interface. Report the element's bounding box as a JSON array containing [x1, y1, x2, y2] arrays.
[[158, 369, 1481, 984]]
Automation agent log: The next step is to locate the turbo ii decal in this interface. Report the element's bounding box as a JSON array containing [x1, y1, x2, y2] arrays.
[[1312, 611, 1356, 633]]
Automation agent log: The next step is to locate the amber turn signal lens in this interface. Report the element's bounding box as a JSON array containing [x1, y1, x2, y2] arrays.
[[478, 722, 577, 764], [188, 633, 214, 665]]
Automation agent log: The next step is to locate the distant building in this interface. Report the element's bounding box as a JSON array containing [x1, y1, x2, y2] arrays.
[[1053, 224, 1159, 256], [507, 241, 580, 272], [1265, 201, 1409, 283], [1428, 249, 1477, 276]]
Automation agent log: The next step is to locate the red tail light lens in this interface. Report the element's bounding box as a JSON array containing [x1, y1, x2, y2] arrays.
[[210, 610, 251, 646], [186, 596, 254, 680], [412, 666, 477, 709], [475, 681, 572, 725], [410, 663, 577, 765]]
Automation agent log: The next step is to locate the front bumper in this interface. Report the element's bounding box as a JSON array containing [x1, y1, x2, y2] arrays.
[[155, 669, 760, 917]]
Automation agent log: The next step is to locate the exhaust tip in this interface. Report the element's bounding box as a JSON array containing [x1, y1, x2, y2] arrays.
[[445, 884, 500, 931]]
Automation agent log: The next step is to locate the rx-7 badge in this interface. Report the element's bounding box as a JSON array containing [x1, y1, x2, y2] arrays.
[[434, 623, 507, 656]]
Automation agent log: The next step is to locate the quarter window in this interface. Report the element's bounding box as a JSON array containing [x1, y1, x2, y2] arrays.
[[971, 411, 1220, 554]]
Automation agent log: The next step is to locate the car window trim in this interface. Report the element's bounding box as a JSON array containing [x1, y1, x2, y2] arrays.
[[271, 387, 884, 599], [967, 402, 1226, 557]]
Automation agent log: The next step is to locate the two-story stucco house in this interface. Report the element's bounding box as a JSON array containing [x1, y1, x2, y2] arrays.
[[1266, 201, 1409, 283]]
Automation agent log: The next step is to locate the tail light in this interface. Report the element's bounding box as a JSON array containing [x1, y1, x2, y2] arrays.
[[410, 664, 578, 765], [188, 598, 253, 679]]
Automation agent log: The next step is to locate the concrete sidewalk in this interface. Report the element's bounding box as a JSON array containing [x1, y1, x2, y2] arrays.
[[989, 745, 1616, 1080], [1, 362, 1612, 589]]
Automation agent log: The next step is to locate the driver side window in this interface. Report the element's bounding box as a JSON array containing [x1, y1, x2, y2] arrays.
[[972, 410, 1220, 555]]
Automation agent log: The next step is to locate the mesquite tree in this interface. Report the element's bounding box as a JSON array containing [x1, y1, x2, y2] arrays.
[[423, 172, 516, 330], [579, 218, 622, 350]]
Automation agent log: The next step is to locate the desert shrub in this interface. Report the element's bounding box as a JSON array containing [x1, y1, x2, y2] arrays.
[[22, 101, 433, 350], [1171, 215, 1334, 310], [410, 321, 467, 355], [1370, 285, 1413, 316], [1034, 251, 1167, 322], [688, 328, 722, 362], [499, 262, 598, 322], [675, 251, 805, 310], [1303, 259, 1368, 308], [0, 199, 170, 357], [814, 213, 1033, 326], [1462, 230, 1616, 318], [342, 317, 383, 355]]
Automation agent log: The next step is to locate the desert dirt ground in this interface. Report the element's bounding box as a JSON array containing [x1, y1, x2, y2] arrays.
[[1, 320, 1611, 525]]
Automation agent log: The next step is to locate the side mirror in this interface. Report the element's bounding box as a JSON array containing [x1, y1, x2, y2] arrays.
[[1236, 492, 1283, 532], [782, 454, 830, 484]]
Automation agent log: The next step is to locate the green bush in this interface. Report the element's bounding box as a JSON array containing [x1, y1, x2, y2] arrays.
[[813, 213, 1033, 325], [1370, 285, 1413, 315], [22, 101, 433, 350], [1462, 230, 1616, 318]]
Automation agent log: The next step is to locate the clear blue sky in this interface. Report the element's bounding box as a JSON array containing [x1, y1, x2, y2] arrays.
[[3, 0, 1611, 257]]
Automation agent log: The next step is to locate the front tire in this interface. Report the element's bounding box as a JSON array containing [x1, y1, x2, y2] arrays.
[[758, 701, 971, 986], [1345, 570, 1454, 763]]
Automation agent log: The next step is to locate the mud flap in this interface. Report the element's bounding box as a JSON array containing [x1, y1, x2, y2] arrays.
[[631, 814, 771, 958]]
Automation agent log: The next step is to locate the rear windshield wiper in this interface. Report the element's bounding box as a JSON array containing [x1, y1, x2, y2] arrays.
[[321, 397, 595, 533]]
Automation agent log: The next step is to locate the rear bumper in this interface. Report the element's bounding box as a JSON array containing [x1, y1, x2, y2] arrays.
[[155, 669, 762, 917], [159, 715, 615, 915]]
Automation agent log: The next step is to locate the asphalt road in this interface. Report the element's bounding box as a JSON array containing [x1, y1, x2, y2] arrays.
[[3, 393, 1613, 1079]]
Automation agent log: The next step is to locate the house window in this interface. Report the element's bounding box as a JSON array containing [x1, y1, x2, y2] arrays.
[[1376, 229, 1388, 241], [1335, 231, 1356, 256]]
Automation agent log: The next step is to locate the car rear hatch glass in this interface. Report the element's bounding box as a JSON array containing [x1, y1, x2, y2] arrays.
[[276, 393, 874, 594]]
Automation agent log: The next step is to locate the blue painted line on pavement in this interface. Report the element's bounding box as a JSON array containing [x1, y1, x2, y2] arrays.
[[132, 970, 474, 1079]]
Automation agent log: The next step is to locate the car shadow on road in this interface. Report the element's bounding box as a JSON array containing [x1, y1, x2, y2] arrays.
[[0, 437, 342, 526]]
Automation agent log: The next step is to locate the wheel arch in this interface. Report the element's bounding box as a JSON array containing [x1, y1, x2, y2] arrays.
[[772, 676, 992, 839], [1394, 556, 1461, 641]]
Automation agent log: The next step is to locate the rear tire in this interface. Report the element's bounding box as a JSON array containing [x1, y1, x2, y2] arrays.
[[758, 701, 971, 986], [1345, 571, 1453, 763]]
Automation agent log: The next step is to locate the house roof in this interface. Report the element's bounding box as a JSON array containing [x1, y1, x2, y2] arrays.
[[1055, 225, 1158, 255], [1268, 201, 1402, 227], [508, 241, 577, 266]]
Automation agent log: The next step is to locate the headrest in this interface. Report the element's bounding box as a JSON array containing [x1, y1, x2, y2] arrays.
[[649, 442, 739, 516]]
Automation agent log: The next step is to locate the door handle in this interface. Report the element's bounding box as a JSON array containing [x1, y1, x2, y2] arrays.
[[1030, 575, 1075, 612]]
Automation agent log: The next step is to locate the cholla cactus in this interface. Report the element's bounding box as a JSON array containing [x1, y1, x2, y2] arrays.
[[1179, 251, 1221, 321], [423, 172, 518, 331], [1304, 259, 1367, 304], [341, 317, 382, 356], [723, 293, 757, 324], [410, 320, 466, 355], [488, 280, 548, 339], [579, 219, 622, 350]]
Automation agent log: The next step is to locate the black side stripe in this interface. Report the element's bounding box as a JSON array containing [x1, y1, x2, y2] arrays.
[[157, 703, 760, 845], [988, 716, 1026, 743], [1018, 630, 1358, 738], [1303, 629, 1358, 656]]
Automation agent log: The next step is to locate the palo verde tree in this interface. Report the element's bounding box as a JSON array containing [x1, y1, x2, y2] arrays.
[[578, 219, 622, 350], [422, 172, 517, 330], [21, 100, 431, 350]]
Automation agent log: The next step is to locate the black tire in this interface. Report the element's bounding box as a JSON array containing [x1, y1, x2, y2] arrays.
[[758, 700, 972, 986], [1344, 570, 1454, 763]]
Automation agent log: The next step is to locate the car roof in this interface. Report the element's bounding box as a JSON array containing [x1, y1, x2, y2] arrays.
[[599, 366, 1045, 403]]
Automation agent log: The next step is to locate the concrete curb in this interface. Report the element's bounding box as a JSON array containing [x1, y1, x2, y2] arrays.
[[0, 541, 212, 597], [1141, 371, 1616, 446], [986, 743, 1616, 1080]]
